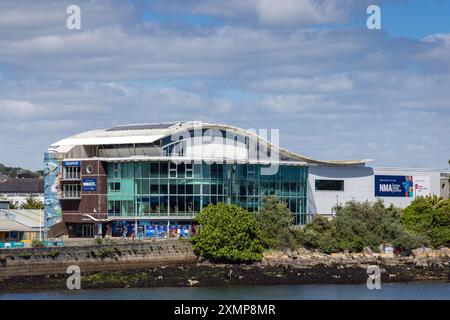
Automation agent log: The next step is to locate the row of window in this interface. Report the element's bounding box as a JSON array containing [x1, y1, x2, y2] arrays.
[[63, 166, 81, 180], [108, 180, 305, 196], [108, 196, 307, 216], [108, 162, 306, 181], [62, 184, 81, 199]]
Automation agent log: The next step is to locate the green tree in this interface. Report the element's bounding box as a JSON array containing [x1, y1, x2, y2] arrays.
[[20, 196, 44, 210], [192, 203, 263, 262], [294, 215, 341, 253], [296, 200, 425, 253], [402, 196, 450, 247], [255, 196, 295, 249]]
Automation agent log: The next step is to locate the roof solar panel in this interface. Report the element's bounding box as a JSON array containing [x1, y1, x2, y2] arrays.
[[106, 122, 182, 132]]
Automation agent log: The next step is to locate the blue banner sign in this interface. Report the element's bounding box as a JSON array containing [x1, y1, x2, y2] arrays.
[[0, 242, 25, 249], [42, 240, 64, 247], [375, 175, 414, 198], [82, 178, 97, 192], [63, 161, 81, 167]]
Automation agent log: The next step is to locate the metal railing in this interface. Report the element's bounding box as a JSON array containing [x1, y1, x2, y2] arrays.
[[62, 172, 81, 180], [61, 191, 81, 199]]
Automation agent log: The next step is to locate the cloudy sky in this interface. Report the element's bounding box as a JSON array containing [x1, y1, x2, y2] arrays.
[[0, 0, 449, 170]]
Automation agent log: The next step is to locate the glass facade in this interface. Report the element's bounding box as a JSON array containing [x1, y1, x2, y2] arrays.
[[107, 161, 309, 224]]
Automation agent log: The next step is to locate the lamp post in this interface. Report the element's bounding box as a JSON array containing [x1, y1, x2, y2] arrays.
[[39, 208, 43, 241], [335, 195, 339, 216]]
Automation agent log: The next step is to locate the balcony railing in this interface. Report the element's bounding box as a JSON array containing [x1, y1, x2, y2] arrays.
[[61, 191, 81, 199], [62, 172, 81, 180]]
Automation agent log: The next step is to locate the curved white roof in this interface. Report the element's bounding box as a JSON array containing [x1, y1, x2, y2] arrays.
[[50, 121, 371, 166]]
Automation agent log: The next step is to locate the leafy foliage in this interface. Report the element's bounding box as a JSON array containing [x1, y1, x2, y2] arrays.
[[255, 196, 295, 249], [8, 201, 19, 209], [402, 196, 450, 247], [31, 239, 44, 248], [20, 196, 44, 210], [192, 203, 263, 262], [296, 200, 426, 253]]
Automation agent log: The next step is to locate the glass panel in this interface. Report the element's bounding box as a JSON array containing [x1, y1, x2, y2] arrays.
[[120, 163, 127, 179], [150, 162, 159, 178], [127, 162, 134, 179], [141, 180, 149, 195], [160, 162, 168, 177], [141, 162, 150, 178]]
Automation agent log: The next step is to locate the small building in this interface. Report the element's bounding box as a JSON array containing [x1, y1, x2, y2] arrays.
[[0, 200, 9, 210], [0, 209, 44, 242], [0, 178, 44, 207]]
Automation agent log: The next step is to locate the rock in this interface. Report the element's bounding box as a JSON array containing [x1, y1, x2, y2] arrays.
[[362, 247, 373, 255], [285, 249, 293, 258], [296, 247, 310, 256], [439, 247, 450, 257], [412, 247, 433, 258], [414, 259, 429, 268], [188, 279, 199, 286]]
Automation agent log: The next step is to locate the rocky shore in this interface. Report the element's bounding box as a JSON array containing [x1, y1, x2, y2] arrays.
[[0, 245, 448, 291], [259, 246, 450, 270]]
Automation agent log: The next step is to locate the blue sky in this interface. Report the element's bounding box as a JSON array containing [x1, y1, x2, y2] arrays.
[[382, 0, 450, 38], [0, 0, 449, 170]]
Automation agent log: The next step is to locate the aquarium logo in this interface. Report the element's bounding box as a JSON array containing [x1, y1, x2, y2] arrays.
[[366, 265, 381, 290], [66, 5, 81, 30], [67, 265, 81, 290]]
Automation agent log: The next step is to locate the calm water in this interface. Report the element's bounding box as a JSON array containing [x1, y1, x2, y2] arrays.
[[1, 282, 449, 300]]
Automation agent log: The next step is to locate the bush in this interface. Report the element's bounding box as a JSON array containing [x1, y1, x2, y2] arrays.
[[296, 201, 426, 253], [402, 196, 450, 247], [192, 203, 263, 262], [255, 196, 295, 249], [295, 216, 341, 253], [95, 238, 105, 245], [31, 239, 44, 248]]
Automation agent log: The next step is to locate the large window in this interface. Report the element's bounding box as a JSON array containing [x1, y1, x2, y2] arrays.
[[315, 179, 344, 191], [107, 161, 310, 224], [63, 184, 81, 198], [63, 166, 80, 180]]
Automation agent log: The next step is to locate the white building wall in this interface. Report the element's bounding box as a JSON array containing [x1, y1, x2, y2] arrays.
[[308, 165, 441, 217]]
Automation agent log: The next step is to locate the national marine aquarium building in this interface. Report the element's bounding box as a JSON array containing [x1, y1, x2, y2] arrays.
[[44, 121, 441, 238]]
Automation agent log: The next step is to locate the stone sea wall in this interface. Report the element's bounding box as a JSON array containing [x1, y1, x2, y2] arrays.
[[0, 239, 197, 278]]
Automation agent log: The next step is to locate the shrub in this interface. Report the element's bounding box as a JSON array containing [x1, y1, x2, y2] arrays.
[[296, 200, 427, 253], [31, 239, 44, 248], [192, 203, 263, 262], [402, 196, 450, 247], [255, 196, 295, 249]]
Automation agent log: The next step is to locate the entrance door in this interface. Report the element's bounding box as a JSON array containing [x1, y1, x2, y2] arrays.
[[82, 224, 93, 237], [76, 224, 94, 238]]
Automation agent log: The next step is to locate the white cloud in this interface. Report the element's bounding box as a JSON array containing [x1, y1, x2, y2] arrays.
[[0, 0, 449, 170], [153, 0, 367, 27]]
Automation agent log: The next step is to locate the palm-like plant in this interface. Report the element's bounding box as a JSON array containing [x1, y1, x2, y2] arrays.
[[20, 196, 44, 210], [9, 201, 19, 209]]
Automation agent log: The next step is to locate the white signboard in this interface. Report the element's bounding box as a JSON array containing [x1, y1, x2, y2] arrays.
[[414, 176, 430, 197]]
